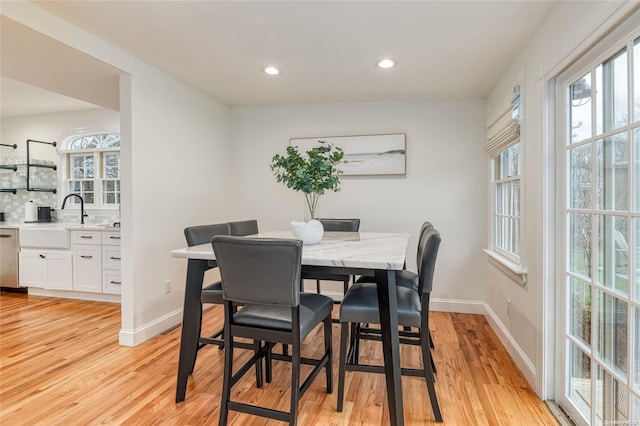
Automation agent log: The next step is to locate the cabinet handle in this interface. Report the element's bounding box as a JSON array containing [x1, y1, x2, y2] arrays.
[[80, 255, 93, 259], [110, 281, 122, 285], [80, 235, 93, 239], [110, 256, 121, 260], [39, 254, 45, 259], [109, 236, 121, 240], [0, 234, 12, 238]]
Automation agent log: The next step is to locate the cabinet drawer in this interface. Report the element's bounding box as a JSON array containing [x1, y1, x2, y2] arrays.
[[72, 231, 101, 245], [103, 270, 121, 295], [102, 231, 121, 246], [103, 246, 121, 269]]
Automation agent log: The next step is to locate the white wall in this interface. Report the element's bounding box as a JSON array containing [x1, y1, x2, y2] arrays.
[[484, 1, 638, 397], [230, 101, 487, 303], [122, 71, 231, 340], [1, 2, 233, 345], [1, 108, 119, 162]]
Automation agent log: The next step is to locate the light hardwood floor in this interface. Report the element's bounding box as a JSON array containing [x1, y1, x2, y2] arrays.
[[0, 292, 558, 425]]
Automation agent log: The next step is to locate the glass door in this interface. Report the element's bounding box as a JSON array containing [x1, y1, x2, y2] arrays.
[[559, 31, 640, 425]]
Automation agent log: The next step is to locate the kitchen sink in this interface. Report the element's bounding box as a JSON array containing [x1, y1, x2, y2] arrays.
[[19, 225, 70, 249]]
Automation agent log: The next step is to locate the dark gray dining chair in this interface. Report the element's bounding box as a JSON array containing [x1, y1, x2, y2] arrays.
[[212, 235, 333, 426], [301, 218, 361, 295], [355, 221, 432, 290], [337, 227, 443, 423], [354, 221, 436, 355], [229, 219, 259, 236], [183, 223, 231, 356]]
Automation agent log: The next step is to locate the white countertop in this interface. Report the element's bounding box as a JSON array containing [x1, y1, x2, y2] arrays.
[[1, 222, 120, 231], [171, 230, 409, 270]]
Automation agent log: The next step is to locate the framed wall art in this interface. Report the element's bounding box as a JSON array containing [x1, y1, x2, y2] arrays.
[[289, 133, 406, 176]]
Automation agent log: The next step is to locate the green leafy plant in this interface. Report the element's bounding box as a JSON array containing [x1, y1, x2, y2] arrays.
[[271, 141, 344, 219]]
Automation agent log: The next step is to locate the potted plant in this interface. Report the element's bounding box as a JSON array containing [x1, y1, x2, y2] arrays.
[[271, 141, 344, 243]]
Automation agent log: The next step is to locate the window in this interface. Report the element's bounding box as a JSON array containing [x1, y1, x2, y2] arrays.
[[61, 133, 120, 208], [485, 85, 522, 263], [558, 30, 640, 425], [494, 143, 521, 259]]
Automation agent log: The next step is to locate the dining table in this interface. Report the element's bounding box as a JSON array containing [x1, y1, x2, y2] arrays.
[[171, 230, 410, 426]]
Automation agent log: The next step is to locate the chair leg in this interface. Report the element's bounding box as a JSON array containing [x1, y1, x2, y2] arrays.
[[218, 327, 225, 350], [219, 334, 233, 426], [337, 322, 349, 412], [343, 277, 349, 295], [266, 342, 273, 383], [219, 304, 239, 351], [324, 316, 333, 393], [429, 329, 435, 349], [316, 279, 321, 294], [254, 340, 263, 389], [420, 325, 442, 422], [290, 339, 301, 426], [353, 323, 361, 363]]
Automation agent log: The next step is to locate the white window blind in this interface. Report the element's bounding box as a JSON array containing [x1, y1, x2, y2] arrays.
[[484, 85, 520, 158]]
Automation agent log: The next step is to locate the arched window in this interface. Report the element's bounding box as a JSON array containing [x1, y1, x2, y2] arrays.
[[60, 133, 120, 207]]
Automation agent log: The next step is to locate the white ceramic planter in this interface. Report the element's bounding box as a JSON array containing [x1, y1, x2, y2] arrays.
[[290, 219, 324, 245]]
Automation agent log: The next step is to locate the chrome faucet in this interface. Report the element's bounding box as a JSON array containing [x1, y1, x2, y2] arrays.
[[61, 193, 88, 224]]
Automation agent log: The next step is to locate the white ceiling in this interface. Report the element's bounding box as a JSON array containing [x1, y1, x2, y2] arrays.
[[1, 77, 100, 118], [26, 0, 557, 108], [36, 0, 555, 106]]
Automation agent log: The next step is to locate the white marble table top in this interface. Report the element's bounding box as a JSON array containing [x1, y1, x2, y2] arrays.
[[171, 230, 410, 270]]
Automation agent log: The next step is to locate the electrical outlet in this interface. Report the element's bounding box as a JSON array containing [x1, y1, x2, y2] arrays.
[[164, 279, 172, 294], [507, 298, 512, 316]]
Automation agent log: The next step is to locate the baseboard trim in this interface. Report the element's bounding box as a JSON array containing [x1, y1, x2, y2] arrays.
[[483, 303, 537, 387], [28, 287, 120, 303], [430, 298, 485, 314], [119, 308, 182, 347]]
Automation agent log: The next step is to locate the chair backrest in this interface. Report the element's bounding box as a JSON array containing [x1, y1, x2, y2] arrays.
[[417, 227, 441, 294], [212, 235, 303, 306], [184, 223, 231, 247], [319, 218, 360, 232], [416, 221, 433, 269], [229, 220, 259, 236]]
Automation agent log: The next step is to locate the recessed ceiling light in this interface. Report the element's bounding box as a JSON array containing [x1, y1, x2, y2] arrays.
[[376, 58, 397, 69], [262, 66, 280, 75]]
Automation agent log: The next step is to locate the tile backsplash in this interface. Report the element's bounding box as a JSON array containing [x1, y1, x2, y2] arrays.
[[0, 161, 119, 224], [0, 166, 58, 222]]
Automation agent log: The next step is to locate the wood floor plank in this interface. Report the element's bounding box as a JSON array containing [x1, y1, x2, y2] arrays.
[[0, 292, 558, 425]]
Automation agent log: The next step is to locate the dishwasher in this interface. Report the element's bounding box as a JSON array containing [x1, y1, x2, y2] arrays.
[[0, 229, 20, 289]]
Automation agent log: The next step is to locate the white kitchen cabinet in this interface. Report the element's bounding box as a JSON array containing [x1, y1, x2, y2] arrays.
[[19, 249, 73, 290], [72, 231, 101, 245], [102, 232, 121, 246], [102, 270, 121, 295], [70, 230, 121, 295], [73, 244, 102, 293], [20, 228, 121, 300], [101, 231, 121, 294]]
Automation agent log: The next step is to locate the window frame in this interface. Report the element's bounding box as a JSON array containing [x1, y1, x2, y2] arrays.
[[555, 17, 640, 425], [59, 132, 121, 210], [484, 83, 526, 283], [492, 142, 522, 264]]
